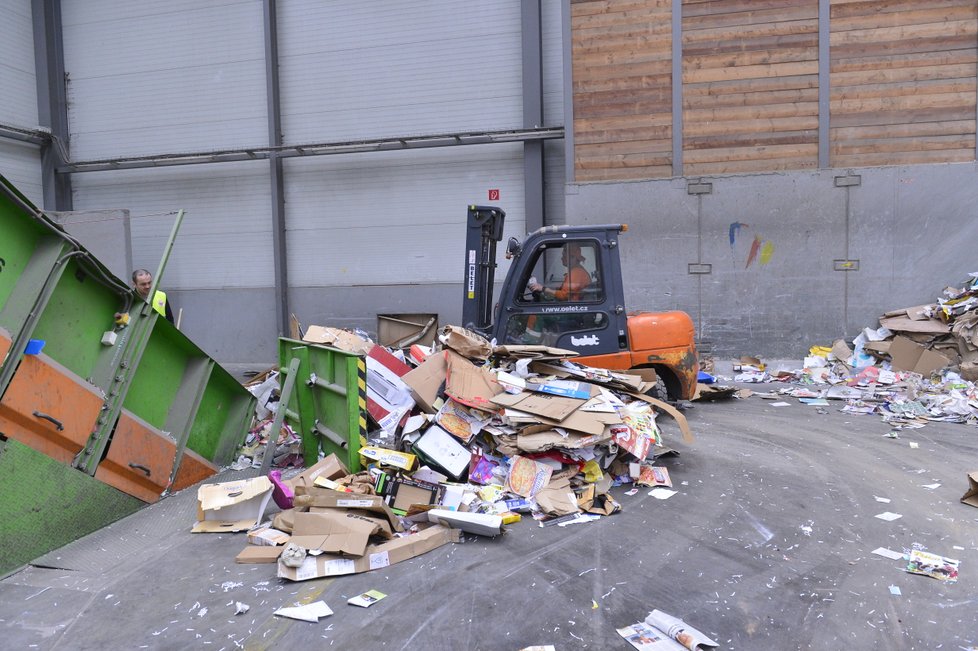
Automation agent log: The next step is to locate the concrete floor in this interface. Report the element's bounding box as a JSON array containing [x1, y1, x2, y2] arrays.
[[2, 382, 977, 650]]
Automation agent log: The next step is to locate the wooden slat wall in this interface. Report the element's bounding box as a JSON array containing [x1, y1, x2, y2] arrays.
[[681, 0, 820, 175], [572, 0, 675, 181], [829, 0, 978, 168], [571, 0, 978, 182]]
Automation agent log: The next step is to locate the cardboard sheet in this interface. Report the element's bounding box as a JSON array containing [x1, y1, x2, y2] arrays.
[[277, 524, 461, 581], [302, 325, 374, 355], [444, 351, 503, 411], [289, 511, 382, 556], [292, 487, 404, 532], [400, 350, 447, 413], [888, 335, 952, 375]]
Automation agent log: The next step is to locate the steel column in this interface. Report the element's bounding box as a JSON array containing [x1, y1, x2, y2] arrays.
[[818, 0, 831, 168], [561, 0, 575, 184], [671, 0, 684, 176], [522, 0, 545, 233], [263, 0, 290, 337], [31, 0, 72, 211]]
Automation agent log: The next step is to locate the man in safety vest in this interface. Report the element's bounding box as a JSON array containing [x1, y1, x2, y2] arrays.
[[132, 269, 174, 324]]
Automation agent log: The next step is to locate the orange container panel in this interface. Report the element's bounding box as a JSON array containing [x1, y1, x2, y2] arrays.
[[0, 327, 10, 363], [0, 354, 102, 464], [170, 447, 219, 493], [94, 410, 177, 503]]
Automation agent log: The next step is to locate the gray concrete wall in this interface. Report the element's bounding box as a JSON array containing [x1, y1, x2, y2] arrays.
[[566, 162, 978, 359]]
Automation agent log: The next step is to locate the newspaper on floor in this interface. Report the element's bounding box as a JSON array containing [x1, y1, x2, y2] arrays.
[[618, 609, 718, 651]]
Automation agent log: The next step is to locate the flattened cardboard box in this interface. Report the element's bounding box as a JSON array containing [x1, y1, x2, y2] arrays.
[[292, 487, 404, 532], [289, 511, 382, 557], [192, 477, 273, 533], [888, 335, 951, 376], [278, 524, 461, 581]]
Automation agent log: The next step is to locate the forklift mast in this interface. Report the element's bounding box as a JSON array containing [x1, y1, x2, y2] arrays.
[[461, 205, 506, 334]]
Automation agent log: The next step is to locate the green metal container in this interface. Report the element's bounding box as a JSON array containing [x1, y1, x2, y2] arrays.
[[278, 337, 366, 472], [0, 175, 255, 577]]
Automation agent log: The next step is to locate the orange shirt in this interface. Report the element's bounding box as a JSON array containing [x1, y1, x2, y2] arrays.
[[552, 265, 591, 301]]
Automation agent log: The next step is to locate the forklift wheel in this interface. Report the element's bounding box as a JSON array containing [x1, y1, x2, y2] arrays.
[[646, 377, 669, 403]]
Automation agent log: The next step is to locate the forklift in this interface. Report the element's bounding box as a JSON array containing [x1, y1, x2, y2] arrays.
[[461, 205, 698, 401]]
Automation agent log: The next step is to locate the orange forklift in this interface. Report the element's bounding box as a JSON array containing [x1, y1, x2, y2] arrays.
[[461, 206, 698, 401]]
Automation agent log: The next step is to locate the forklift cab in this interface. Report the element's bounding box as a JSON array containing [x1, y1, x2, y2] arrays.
[[492, 226, 629, 357]]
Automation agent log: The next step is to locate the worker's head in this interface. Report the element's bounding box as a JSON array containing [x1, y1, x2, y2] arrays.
[[132, 269, 153, 299], [562, 243, 585, 266]]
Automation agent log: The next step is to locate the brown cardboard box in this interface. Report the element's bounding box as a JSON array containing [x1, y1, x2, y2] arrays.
[[888, 335, 951, 375], [191, 477, 273, 533], [277, 524, 461, 581], [292, 487, 404, 532], [289, 511, 384, 556], [401, 351, 447, 413]]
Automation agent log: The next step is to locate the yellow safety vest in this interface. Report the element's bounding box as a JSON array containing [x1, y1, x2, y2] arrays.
[[152, 290, 167, 317]]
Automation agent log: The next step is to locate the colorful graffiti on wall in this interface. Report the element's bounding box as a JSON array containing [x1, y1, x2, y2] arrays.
[[729, 222, 774, 269]]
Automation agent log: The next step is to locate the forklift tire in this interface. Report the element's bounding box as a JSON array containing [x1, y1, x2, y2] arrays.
[[646, 377, 669, 403]]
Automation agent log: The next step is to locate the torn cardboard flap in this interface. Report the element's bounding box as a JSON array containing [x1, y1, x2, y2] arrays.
[[290, 511, 382, 556], [516, 428, 605, 452], [401, 350, 447, 413], [287, 453, 349, 492], [444, 350, 503, 411], [962, 471, 978, 509], [535, 476, 580, 516], [439, 325, 492, 360], [192, 477, 273, 533], [302, 325, 374, 355], [278, 524, 461, 581]]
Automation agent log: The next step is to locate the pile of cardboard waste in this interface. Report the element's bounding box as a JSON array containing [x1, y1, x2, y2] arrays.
[[741, 273, 978, 427], [201, 324, 692, 582]]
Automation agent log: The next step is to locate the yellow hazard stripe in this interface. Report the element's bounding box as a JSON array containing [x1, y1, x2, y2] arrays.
[[357, 358, 368, 440]]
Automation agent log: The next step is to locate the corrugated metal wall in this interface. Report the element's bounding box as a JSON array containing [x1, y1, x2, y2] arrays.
[[50, 0, 565, 363], [61, 0, 268, 159], [0, 0, 42, 205]]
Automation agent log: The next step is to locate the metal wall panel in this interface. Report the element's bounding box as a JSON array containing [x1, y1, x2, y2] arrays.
[[69, 161, 274, 291], [542, 0, 564, 127], [283, 144, 526, 288], [278, 0, 524, 144], [0, 141, 43, 206], [0, 0, 38, 129], [60, 0, 267, 160]]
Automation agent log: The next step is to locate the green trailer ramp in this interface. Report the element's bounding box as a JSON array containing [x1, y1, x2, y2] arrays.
[[0, 174, 255, 576], [278, 337, 366, 472]]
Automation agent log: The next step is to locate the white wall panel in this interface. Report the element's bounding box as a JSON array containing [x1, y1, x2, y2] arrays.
[[284, 143, 525, 287], [279, 0, 523, 144], [61, 0, 267, 160], [70, 161, 273, 290], [0, 0, 38, 129], [0, 140, 43, 206]]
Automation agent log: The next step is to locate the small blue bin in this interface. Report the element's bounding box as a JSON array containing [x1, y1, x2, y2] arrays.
[[24, 339, 45, 355]]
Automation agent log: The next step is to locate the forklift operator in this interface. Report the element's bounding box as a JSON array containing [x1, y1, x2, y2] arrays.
[[529, 243, 590, 301]]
